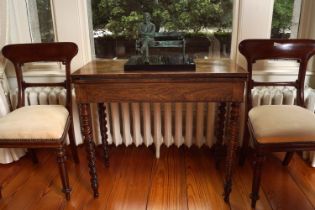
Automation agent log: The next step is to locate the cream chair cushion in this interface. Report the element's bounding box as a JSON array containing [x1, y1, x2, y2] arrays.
[[249, 105, 315, 144], [0, 105, 69, 140]]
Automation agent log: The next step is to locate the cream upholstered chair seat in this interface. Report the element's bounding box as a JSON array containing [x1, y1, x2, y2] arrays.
[[0, 105, 69, 141], [249, 105, 315, 144]]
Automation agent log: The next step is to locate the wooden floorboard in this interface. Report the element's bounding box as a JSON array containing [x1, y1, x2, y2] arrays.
[[0, 146, 314, 210], [260, 154, 314, 210], [102, 146, 154, 210], [185, 146, 233, 210], [80, 145, 127, 210], [231, 160, 272, 210], [147, 146, 188, 210], [0, 150, 54, 210], [286, 154, 315, 208]]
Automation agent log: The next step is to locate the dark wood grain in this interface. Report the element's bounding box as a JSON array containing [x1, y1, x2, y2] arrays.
[[56, 146, 71, 200], [75, 81, 245, 103], [214, 102, 227, 168], [79, 103, 99, 198], [97, 103, 110, 166], [72, 59, 247, 79], [224, 102, 241, 202]]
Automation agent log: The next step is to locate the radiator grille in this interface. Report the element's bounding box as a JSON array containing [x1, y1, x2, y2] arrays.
[[93, 102, 216, 158], [252, 86, 315, 110]]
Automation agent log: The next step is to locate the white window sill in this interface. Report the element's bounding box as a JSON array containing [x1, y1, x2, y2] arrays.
[[22, 70, 65, 77]]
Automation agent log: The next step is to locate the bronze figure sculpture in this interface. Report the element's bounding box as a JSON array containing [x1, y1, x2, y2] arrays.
[[138, 12, 156, 63], [124, 12, 195, 71]]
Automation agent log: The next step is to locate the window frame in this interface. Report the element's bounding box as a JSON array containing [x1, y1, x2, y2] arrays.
[[25, 0, 57, 43], [236, 0, 315, 79]]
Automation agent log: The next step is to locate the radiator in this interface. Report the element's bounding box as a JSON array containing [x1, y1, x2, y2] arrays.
[[14, 86, 315, 166], [91, 102, 216, 158]]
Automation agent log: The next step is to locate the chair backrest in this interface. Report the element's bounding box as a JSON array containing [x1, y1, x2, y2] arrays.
[[239, 39, 315, 108], [2, 42, 78, 109]]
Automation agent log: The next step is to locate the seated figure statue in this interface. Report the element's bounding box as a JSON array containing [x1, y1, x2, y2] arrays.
[[138, 12, 156, 63]]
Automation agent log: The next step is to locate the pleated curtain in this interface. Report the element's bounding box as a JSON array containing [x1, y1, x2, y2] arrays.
[[0, 0, 27, 164]]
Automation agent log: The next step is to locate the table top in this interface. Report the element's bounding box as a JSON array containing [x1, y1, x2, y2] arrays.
[[72, 59, 247, 81]]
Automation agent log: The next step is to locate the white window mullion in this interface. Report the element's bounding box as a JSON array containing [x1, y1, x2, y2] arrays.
[[52, 0, 92, 70], [290, 0, 302, 38], [25, 0, 41, 42], [230, 0, 240, 61], [297, 0, 315, 38], [236, 0, 274, 67]]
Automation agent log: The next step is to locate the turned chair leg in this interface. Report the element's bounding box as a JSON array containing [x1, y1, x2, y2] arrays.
[[282, 152, 294, 166], [56, 146, 71, 200], [239, 123, 250, 166], [250, 152, 265, 209], [68, 119, 79, 164], [29, 149, 39, 164]]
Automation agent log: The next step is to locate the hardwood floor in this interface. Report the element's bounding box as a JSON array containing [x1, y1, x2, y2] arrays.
[[0, 145, 314, 210]]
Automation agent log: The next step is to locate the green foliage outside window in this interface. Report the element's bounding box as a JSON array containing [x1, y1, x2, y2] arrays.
[[271, 0, 294, 38], [92, 0, 233, 38], [36, 0, 54, 42]]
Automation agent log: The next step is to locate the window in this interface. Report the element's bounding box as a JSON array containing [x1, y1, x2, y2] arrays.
[[26, 0, 55, 43], [22, 0, 60, 73], [271, 0, 302, 39], [256, 0, 303, 72], [91, 0, 234, 59]]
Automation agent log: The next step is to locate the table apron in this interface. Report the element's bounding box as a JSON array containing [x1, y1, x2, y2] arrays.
[[74, 81, 245, 103]]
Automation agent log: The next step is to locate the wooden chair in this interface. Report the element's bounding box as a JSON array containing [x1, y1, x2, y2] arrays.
[[0, 42, 79, 200], [239, 39, 315, 208]]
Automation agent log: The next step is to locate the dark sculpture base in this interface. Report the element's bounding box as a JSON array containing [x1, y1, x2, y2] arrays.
[[124, 55, 196, 71]]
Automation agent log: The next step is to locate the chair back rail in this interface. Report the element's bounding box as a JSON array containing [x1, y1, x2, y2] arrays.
[[239, 39, 315, 108], [2, 42, 78, 108]]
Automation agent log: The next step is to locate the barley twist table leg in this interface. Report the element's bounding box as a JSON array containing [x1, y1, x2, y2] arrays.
[[223, 102, 240, 203], [214, 102, 227, 168], [98, 103, 110, 166], [79, 103, 99, 198]]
